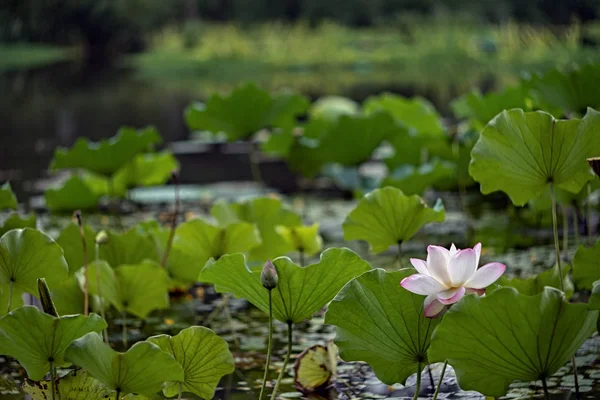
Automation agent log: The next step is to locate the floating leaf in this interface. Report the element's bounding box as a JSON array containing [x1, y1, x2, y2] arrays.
[[45, 175, 100, 212], [343, 187, 445, 254], [0, 228, 69, 314], [294, 343, 336, 394], [0, 306, 106, 380], [200, 248, 371, 323], [382, 161, 456, 196], [364, 94, 444, 137], [469, 108, 600, 206], [0, 182, 17, 210], [428, 287, 597, 397], [211, 197, 302, 261], [23, 369, 111, 399], [55, 223, 96, 275], [50, 126, 161, 176], [66, 332, 184, 397], [98, 226, 158, 267], [0, 213, 36, 237], [573, 240, 600, 290], [185, 83, 308, 141], [496, 264, 574, 298], [276, 224, 323, 256], [86, 260, 170, 319], [325, 269, 440, 384], [147, 326, 234, 398]]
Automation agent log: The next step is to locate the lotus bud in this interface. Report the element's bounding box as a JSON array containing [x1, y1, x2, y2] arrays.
[[95, 230, 109, 245], [37, 278, 59, 317], [587, 157, 600, 178], [261, 260, 278, 290]]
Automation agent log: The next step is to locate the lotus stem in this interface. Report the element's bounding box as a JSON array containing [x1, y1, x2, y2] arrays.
[[95, 243, 109, 344], [397, 241, 404, 269], [121, 311, 128, 348], [49, 361, 57, 400], [161, 171, 180, 268], [587, 182, 593, 245], [248, 141, 263, 185], [550, 184, 565, 292], [259, 290, 274, 400], [272, 321, 293, 399], [115, 388, 121, 400], [432, 360, 448, 400], [178, 381, 183, 400], [413, 362, 422, 400], [299, 250, 305, 268], [541, 376, 549, 400], [222, 294, 240, 350], [572, 356, 581, 400], [6, 280, 13, 314], [74, 211, 89, 316], [561, 205, 569, 255], [574, 206, 581, 245]]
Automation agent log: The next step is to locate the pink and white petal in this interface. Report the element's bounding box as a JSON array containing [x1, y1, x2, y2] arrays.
[[437, 286, 466, 305], [448, 249, 477, 286], [410, 258, 430, 276], [426, 245, 452, 287], [449, 243, 458, 256], [424, 294, 446, 318], [465, 262, 506, 289], [400, 274, 446, 296], [474, 243, 482, 267], [466, 288, 486, 296]]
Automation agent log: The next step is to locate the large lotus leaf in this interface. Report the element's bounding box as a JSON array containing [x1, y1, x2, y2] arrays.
[[66, 332, 184, 397], [0, 182, 17, 210], [23, 369, 112, 400], [200, 248, 371, 323], [0, 228, 69, 313], [0, 306, 106, 380], [469, 108, 600, 206], [318, 112, 400, 166], [86, 260, 170, 319], [384, 130, 455, 170], [428, 287, 597, 397], [45, 175, 100, 212], [261, 128, 296, 157], [495, 264, 574, 298], [286, 137, 327, 178], [275, 223, 322, 256], [211, 197, 302, 261], [525, 64, 600, 116], [52, 275, 85, 316], [573, 240, 600, 290], [382, 161, 456, 196], [343, 187, 445, 254], [451, 86, 533, 129], [587, 280, 600, 310], [325, 268, 439, 384], [99, 226, 158, 267], [185, 83, 308, 141], [0, 213, 36, 237], [309, 96, 359, 122], [147, 326, 234, 398], [364, 94, 444, 137], [55, 223, 96, 275], [50, 126, 161, 176]]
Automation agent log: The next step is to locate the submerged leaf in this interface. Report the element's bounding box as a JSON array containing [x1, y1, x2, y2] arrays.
[[343, 187, 445, 253], [23, 369, 111, 400], [200, 248, 371, 323], [293, 344, 336, 394], [428, 287, 597, 397], [469, 108, 600, 206], [66, 332, 184, 397], [147, 326, 234, 398], [325, 269, 440, 384], [0, 182, 17, 210], [0, 306, 106, 380]]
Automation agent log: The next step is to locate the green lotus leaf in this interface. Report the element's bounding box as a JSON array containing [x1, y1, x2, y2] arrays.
[[384, 130, 454, 170], [117, 151, 179, 188], [451, 86, 533, 129], [211, 197, 302, 261], [309, 96, 359, 122], [23, 369, 112, 400], [0, 212, 36, 237], [261, 128, 296, 157], [185, 83, 308, 141], [325, 268, 439, 384], [86, 260, 170, 319], [66, 332, 184, 397], [45, 175, 100, 212], [364, 94, 444, 137], [51, 275, 85, 316], [428, 287, 597, 397], [587, 280, 600, 310], [0, 228, 69, 314], [275, 223, 323, 256], [469, 108, 600, 206], [147, 326, 234, 398], [0, 306, 106, 380], [50, 126, 161, 176], [200, 248, 371, 323], [382, 161, 456, 196], [55, 223, 96, 275], [573, 239, 600, 290], [496, 264, 574, 298], [285, 137, 327, 178], [0, 182, 17, 210], [99, 226, 158, 267], [343, 187, 445, 254]]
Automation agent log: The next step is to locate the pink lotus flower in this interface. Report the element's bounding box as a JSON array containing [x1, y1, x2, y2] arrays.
[[400, 243, 506, 318]]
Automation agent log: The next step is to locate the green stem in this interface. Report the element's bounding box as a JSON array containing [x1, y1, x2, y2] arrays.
[[541, 376, 549, 400], [178, 381, 183, 400], [561, 204, 568, 256], [397, 241, 404, 269], [587, 182, 593, 245], [572, 356, 581, 400], [299, 250, 305, 268], [49, 362, 57, 400], [413, 362, 422, 400], [121, 311, 128, 348], [95, 244, 108, 344], [272, 321, 293, 399], [115, 389, 121, 400], [161, 172, 180, 268], [550, 184, 565, 292], [249, 141, 263, 185], [6, 280, 13, 314], [222, 294, 240, 350], [259, 290, 274, 400], [432, 360, 448, 400]]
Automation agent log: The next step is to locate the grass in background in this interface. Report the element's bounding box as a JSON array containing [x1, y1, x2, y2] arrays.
[[0, 44, 76, 71]]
